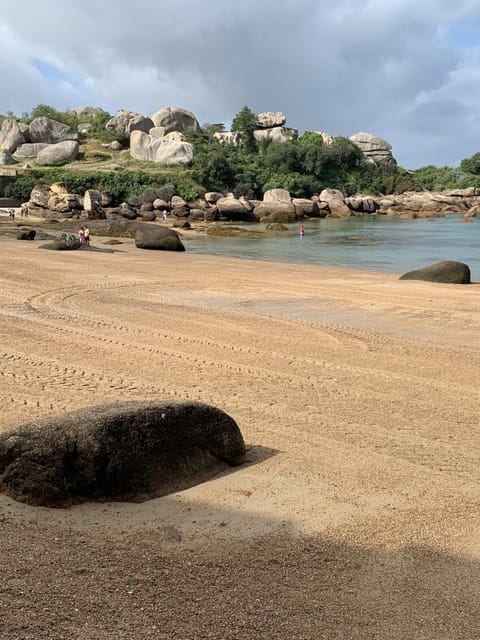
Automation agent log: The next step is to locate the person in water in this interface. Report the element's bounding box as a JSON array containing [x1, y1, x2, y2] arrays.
[[299, 225, 305, 236]]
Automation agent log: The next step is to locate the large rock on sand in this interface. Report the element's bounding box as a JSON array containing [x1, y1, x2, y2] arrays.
[[135, 225, 185, 251], [399, 260, 471, 284], [38, 236, 81, 251], [0, 401, 246, 506]]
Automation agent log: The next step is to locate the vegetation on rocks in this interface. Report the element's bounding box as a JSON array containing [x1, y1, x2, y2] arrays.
[[2, 103, 480, 204]]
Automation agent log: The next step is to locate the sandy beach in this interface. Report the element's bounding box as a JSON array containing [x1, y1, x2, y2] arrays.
[[1, 230, 480, 639]]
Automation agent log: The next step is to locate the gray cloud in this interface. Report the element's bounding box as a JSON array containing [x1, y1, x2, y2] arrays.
[[1, 0, 480, 167]]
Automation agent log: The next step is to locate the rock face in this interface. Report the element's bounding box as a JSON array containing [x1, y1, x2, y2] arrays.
[[349, 132, 396, 164], [36, 140, 80, 166], [135, 225, 185, 251], [28, 117, 78, 144], [105, 110, 154, 136], [130, 130, 195, 165], [399, 261, 471, 284], [0, 118, 25, 152], [0, 401, 246, 506], [151, 107, 201, 134]]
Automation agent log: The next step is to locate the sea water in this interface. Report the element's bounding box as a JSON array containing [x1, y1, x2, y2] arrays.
[[183, 214, 480, 280]]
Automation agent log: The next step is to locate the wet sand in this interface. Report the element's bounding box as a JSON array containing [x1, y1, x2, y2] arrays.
[[0, 233, 480, 638]]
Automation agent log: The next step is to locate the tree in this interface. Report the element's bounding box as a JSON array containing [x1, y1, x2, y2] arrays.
[[231, 106, 258, 153], [22, 103, 78, 130], [460, 152, 480, 175]]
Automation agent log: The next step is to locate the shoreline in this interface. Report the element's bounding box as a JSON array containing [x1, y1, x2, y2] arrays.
[[2, 207, 479, 280], [1, 235, 480, 637]]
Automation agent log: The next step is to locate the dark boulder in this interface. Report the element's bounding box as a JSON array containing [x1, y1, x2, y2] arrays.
[[38, 236, 81, 251], [399, 260, 471, 284], [0, 401, 246, 507], [135, 225, 185, 251], [172, 219, 191, 229], [16, 228, 36, 240]]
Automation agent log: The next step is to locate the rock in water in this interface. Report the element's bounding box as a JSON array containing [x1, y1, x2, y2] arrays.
[[399, 260, 471, 284], [135, 225, 185, 251], [0, 401, 246, 507]]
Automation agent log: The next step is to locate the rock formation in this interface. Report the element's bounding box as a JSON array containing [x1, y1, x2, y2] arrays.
[[135, 224, 186, 251], [28, 117, 79, 144], [36, 140, 80, 166], [399, 261, 471, 284], [0, 401, 246, 506], [106, 109, 154, 136], [151, 107, 201, 134], [349, 131, 396, 164], [256, 112, 287, 128], [0, 118, 25, 152], [130, 130, 195, 165]]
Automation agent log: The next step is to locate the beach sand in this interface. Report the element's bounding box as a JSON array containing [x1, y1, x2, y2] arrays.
[[0, 232, 479, 639]]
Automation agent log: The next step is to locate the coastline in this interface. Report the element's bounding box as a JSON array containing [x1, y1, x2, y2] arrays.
[[1, 237, 480, 637]]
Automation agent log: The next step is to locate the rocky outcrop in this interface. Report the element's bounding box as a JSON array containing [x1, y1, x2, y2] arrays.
[[27, 183, 85, 218], [0, 118, 25, 152], [350, 132, 396, 164], [346, 196, 379, 213], [69, 106, 106, 121], [13, 143, 49, 158], [254, 188, 297, 222], [254, 127, 298, 143], [36, 140, 80, 166], [28, 117, 78, 144], [83, 189, 104, 218], [399, 261, 471, 284], [315, 131, 334, 145], [30, 184, 53, 208], [214, 131, 241, 146], [292, 198, 321, 217], [130, 130, 195, 165], [256, 112, 286, 128], [151, 107, 201, 134], [0, 401, 245, 506], [216, 196, 255, 221], [135, 225, 185, 251], [106, 109, 154, 136]]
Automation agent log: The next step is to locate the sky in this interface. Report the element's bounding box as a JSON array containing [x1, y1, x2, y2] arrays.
[[2, 0, 480, 169]]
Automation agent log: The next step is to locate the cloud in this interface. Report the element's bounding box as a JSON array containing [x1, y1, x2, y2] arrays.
[[1, 0, 480, 168]]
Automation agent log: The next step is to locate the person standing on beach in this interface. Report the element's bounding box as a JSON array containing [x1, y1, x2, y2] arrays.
[[79, 227, 85, 245], [84, 226, 90, 246], [162, 209, 168, 222]]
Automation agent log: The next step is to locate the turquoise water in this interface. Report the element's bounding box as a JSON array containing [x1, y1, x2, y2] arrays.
[[183, 215, 480, 279]]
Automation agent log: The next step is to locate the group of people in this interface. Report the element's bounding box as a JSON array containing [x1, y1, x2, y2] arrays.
[[6, 206, 28, 221], [78, 226, 90, 246]]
